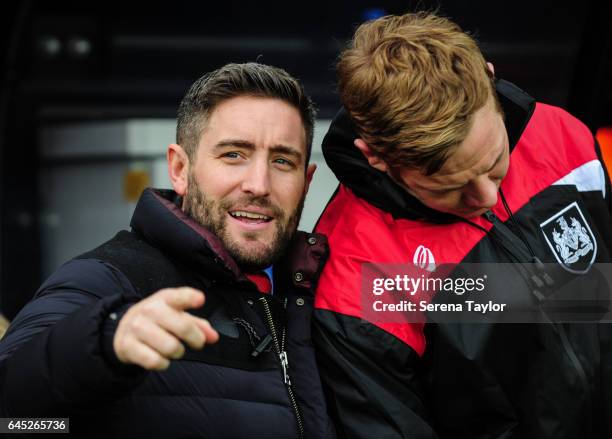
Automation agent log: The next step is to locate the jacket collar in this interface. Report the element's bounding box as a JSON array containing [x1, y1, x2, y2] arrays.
[[130, 188, 328, 292], [322, 79, 536, 223]]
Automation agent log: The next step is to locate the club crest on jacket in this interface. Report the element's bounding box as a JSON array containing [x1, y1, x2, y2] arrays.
[[540, 202, 597, 273]]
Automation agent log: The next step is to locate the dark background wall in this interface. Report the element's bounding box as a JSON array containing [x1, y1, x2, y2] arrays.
[[1, 0, 611, 319]]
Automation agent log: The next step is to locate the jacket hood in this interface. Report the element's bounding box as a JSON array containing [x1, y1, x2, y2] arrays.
[[322, 79, 536, 223]]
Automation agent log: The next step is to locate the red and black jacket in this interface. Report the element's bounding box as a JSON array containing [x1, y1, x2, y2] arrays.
[[313, 80, 612, 439]]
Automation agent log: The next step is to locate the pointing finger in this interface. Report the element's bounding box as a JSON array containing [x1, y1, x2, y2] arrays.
[[192, 317, 220, 345], [162, 288, 205, 311]]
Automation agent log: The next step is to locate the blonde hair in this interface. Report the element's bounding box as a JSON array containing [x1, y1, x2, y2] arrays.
[[338, 12, 500, 175]]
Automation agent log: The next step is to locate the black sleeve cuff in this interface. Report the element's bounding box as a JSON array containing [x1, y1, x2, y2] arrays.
[[100, 300, 144, 377]]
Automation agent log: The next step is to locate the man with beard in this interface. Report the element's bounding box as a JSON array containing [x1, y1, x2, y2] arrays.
[[0, 63, 335, 439]]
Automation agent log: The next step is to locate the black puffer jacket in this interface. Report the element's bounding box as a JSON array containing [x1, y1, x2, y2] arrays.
[[0, 188, 335, 439]]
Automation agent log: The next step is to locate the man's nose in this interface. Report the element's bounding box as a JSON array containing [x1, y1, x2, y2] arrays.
[[463, 177, 498, 209], [240, 159, 271, 197]]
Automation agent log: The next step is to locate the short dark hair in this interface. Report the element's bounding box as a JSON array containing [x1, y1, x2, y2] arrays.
[[177, 62, 316, 166]]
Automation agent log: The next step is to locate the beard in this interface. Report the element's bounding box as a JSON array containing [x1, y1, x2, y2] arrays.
[[183, 171, 305, 270]]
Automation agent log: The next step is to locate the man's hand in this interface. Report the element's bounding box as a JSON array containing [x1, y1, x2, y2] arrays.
[[113, 287, 219, 370]]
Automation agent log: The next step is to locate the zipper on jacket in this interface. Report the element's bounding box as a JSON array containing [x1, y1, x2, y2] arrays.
[[483, 211, 534, 261], [251, 334, 273, 358], [483, 210, 594, 430], [259, 297, 304, 439]]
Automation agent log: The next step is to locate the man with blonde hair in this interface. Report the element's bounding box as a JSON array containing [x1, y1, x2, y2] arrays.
[[313, 12, 612, 439]]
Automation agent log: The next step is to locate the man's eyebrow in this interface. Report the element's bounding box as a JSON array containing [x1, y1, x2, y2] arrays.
[[214, 139, 256, 150], [213, 140, 303, 163], [484, 147, 505, 173], [413, 146, 506, 192]]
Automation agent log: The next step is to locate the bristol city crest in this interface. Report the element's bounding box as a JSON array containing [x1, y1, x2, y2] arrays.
[[540, 202, 597, 273]]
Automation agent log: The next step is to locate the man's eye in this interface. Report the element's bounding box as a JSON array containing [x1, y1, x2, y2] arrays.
[[222, 152, 241, 159], [274, 158, 294, 167], [429, 188, 452, 195]]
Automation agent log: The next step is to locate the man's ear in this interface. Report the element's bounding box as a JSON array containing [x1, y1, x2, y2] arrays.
[[167, 143, 189, 196], [304, 163, 317, 195], [354, 138, 388, 172]]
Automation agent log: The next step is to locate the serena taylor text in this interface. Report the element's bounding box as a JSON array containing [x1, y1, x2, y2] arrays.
[[372, 300, 508, 314]]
